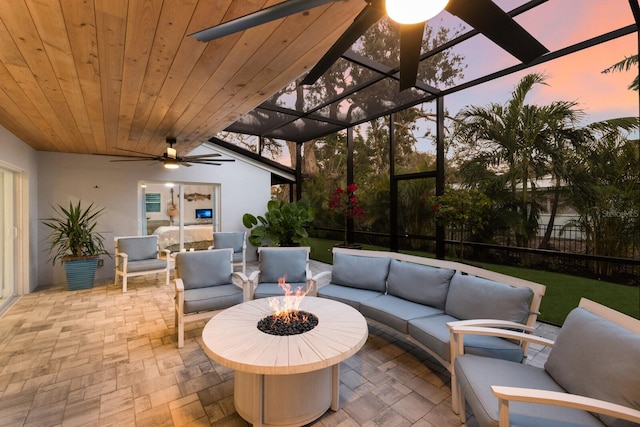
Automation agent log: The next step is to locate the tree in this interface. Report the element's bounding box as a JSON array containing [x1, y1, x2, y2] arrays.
[[563, 118, 639, 274], [452, 73, 584, 248], [426, 188, 492, 259], [602, 55, 639, 91]]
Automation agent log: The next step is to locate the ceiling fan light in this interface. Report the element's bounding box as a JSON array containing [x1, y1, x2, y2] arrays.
[[386, 0, 448, 24], [164, 159, 179, 169], [166, 146, 177, 159]]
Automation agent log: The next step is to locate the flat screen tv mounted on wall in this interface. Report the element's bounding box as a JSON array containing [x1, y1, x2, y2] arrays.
[[195, 208, 213, 219]]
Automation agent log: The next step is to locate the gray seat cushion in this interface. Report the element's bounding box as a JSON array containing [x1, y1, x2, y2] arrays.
[[183, 284, 243, 314], [360, 295, 443, 333], [126, 259, 167, 273], [455, 354, 604, 427], [408, 314, 525, 363], [254, 282, 308, 299], [176, 249, 233, 290], [118, 236, 158, 261], [545, 307, 640, 427], [445, 272, 533, 324], [317, 284, 382, 309], [331, 252, 390, 292], [387, 259, 454, 310]]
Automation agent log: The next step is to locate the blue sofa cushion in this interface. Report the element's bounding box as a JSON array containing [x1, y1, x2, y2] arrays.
[[118, 236, 158, 261], [387, 259, 454, 309], [408, 314, 525, 364], [260, 249, 307, 283], [254, 282, 307, 299], [331, 253, 390, 292], [317, 284, 382, 310], [445, 272, 533, 324], [360, 295, 443, 334], [176, 249, 233, 290], [545, 307, 640, 427], [213, 232, 244, 253], [455, 354, 603, 427], [183, 285, 243, 314]]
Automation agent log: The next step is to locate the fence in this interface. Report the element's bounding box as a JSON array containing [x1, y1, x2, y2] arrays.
[[309, 225, 640, 286]]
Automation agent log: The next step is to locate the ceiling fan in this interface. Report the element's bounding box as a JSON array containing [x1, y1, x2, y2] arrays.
[[102, 138, 236, 169], [189, 0, 548, 91]]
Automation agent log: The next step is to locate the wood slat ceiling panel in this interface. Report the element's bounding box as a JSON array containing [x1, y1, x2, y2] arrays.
[[0, 0, 365, 158]]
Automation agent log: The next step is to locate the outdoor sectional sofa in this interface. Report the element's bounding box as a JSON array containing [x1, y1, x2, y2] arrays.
[[310, 247, 547, 377]]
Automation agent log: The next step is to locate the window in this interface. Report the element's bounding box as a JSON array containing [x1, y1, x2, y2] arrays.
[[145, 193, 161, 213]]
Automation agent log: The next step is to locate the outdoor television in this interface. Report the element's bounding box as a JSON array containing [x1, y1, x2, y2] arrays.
[[195, 208, 213, 219]]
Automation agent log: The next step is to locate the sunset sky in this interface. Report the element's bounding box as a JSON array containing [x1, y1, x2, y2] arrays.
[[442, 0, 638, 123]]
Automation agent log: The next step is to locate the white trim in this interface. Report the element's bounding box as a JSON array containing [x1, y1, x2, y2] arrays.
[[202, 141, 296, 182]]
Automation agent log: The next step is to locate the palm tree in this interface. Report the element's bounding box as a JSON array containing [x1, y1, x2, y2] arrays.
[[564, 119, 639, 273], [602, 55, 638, 91], [453, 73, 588, 248]]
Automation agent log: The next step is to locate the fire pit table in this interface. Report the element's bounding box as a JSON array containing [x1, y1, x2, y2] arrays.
[[201, 296, 368, 427]]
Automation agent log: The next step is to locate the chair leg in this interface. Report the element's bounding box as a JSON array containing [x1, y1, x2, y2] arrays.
[[451, 371, 459, 414], [457, 385, 466, 424], [165, 268, 170, 286], [177, 315, 184, 348], [122, 275, 127, 293]]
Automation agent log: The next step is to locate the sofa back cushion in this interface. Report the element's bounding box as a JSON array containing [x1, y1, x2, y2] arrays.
[[332, 252, 390, 292], [213, 232, 244, 253], [387, 259, 454, 309], [118, 236, 158, 261], [260, 248, 308, 283], [176, 249, 232, 290], [545, 307, 640, 427], [445, 272, 533, 324]]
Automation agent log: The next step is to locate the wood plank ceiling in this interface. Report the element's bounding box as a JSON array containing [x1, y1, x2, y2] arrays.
[[0, 0, 365, 158]]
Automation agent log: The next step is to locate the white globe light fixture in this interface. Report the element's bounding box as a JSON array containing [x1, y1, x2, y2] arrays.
[[386, 0, 449, 25]]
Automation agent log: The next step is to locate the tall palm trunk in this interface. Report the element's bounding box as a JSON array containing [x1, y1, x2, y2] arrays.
[[540, 179, 561, 249]]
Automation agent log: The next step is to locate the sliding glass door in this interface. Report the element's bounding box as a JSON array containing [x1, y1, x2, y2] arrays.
[[141, 181, 219, 252], [0, 166, 15, 302]]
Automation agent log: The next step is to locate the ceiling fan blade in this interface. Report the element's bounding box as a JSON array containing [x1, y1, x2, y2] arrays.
[[189, 0, 338, 42], [182, 153, 222, 159], [399, 23, 424, 91], [115, 147, 160, 157], [108, 158, 157, 162], [187, 160, 228, 165], [300, 1, 385, 86], [445, 0, 548, 63]]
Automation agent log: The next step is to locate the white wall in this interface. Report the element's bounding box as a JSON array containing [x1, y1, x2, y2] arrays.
[[37, 144, 272, 286]]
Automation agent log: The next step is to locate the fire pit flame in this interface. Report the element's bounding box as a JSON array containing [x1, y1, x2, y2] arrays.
[[257, 276, 318, 336], [267, 276, 309, 323]]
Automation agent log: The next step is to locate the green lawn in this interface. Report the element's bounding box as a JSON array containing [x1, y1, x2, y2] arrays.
[[307, 238, 640, 325]]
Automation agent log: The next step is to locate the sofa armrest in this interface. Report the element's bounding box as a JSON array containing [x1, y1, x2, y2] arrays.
[[491, 386, 640, 426], [447, 319, 536, 333], [309, 270, 332, 296], [160, 249, 171, 266], [175, 278, 185, 313], [449, 324, 555, 367], [450, 325, 555, 352]]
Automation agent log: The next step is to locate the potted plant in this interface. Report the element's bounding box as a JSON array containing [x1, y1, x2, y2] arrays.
[[42, 201, 109, 290], [242, 199, 315, 247]]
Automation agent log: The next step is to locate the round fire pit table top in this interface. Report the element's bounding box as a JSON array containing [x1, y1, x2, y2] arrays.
[[201, 296, 368, 375]]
